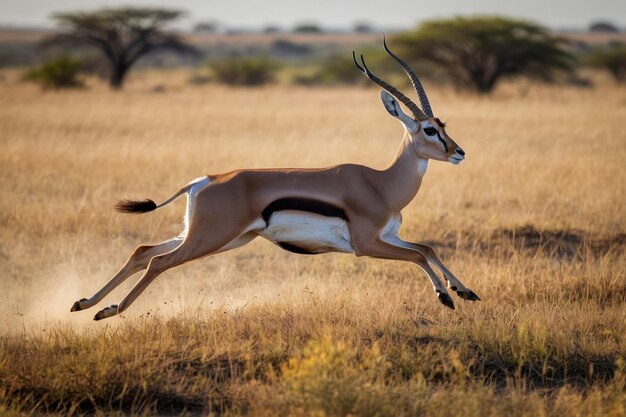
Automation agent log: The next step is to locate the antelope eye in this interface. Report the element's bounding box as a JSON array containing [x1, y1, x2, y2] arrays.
[[423, 127, 437, 136]]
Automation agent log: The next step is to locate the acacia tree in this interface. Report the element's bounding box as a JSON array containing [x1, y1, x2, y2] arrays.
[[45, 7, 197, 89], [394, 17, 575, 93]]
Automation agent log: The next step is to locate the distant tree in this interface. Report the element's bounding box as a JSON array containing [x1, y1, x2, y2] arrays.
[[194, 21, 219, 34], [589, 21, 620, 33], [263, 25, 282, 34], [271, 39, 311, 57], [293, 23, 323, 34], [44, 7, 197, 89], [587, 45, 626, 83], [395, 16, 575, 93], [353, 22, 374, 34]]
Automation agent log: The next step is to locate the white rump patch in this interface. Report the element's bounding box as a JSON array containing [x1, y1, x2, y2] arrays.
[[181, 176, 211, 238], [258, 211, 353, 254]]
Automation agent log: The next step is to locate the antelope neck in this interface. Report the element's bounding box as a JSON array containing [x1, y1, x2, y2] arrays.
[[379, 136, 427, 212]]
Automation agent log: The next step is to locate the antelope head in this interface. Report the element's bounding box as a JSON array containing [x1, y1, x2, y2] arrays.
[[353, 36, 465, 165]]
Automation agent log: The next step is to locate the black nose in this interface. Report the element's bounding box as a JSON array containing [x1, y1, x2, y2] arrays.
[[456, 148, 465, 156]]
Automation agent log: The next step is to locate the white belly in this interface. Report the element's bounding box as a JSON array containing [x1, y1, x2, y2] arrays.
[[380, 214, 402, 243], [257, 211, 353, 254]]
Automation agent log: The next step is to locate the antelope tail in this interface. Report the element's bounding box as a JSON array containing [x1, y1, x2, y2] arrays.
[[114, 183, 195, 214]]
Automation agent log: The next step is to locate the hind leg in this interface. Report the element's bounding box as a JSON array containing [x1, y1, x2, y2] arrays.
[[93, 228, 257, 320], [71, 238, 182, 312]]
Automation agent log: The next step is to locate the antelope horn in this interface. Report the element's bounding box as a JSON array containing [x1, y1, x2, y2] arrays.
[[382, 34, 434, 118], [353, 51, 426, 120]]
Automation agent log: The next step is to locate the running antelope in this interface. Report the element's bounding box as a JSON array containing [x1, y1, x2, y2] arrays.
[[71, 37, 480, 321]]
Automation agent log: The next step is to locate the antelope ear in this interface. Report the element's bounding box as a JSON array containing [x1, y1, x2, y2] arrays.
[[380, 90, 418, 132]]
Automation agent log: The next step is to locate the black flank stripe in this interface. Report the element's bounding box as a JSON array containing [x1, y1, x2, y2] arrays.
[[277, 242, 317, 255], [262, 198, 348, 223]]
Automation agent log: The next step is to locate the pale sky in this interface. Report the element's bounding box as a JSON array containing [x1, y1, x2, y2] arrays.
[[1, 0, 625, 30]]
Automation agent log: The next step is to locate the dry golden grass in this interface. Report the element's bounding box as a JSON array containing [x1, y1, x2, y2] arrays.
[[0, 71, 625, 416]]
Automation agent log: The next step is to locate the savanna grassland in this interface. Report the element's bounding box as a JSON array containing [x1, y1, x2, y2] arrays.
[[0, 71, 625, 416]]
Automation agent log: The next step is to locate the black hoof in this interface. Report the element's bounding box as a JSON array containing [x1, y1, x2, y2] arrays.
[[457, 289, 481, 301], [438, 293, 455, 310], [94, 305, 117, 321], [70, 298, 87, 312]]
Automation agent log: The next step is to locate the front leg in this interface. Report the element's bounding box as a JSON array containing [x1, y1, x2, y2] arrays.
[[386, 237, 480, 301], [352, 236, 455, 310]]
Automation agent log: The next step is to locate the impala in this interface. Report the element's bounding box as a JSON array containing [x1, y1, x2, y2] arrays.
[[71, 37, 480, 321]]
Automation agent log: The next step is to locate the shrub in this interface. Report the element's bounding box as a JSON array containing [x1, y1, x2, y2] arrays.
[[187, 71, 211, 85], [24, 54, 84, 89], [586, 46, 626, 83], [280, 335, 390, 416], [294, 51, 388, 86], [207, 56, 279, 86], [294, 54, 361, 86]]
